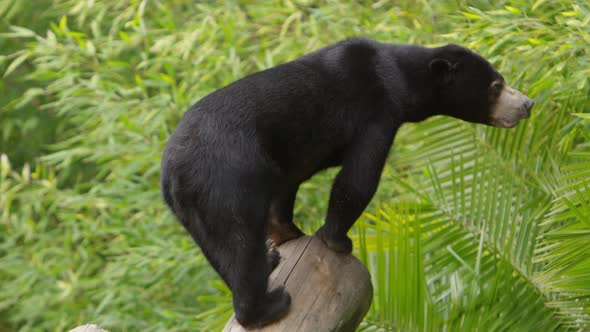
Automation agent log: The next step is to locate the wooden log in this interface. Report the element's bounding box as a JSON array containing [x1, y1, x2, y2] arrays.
[[223, 236, 373, 332], [68, 325, 109, 332]]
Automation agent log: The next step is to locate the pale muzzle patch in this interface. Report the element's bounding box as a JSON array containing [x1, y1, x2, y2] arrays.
[[490, 86, 534, 128]]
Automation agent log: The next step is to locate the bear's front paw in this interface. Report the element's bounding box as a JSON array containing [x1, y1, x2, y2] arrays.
[[268, 221, 305, 246], [315, 227, 353, 254]]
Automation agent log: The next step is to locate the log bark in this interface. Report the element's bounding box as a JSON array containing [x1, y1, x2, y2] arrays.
[[223, 236, 373, 332]]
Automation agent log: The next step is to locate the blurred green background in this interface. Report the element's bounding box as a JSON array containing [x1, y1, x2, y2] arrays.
[[1, 0, 589, 331]]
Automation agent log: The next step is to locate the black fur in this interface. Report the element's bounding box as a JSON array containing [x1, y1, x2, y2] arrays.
[[160, 38, 506, 327]]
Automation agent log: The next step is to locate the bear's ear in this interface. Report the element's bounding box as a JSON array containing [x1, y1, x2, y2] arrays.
[[429, 58, 456, 86]]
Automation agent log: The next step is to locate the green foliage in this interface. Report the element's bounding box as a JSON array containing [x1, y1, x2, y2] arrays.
[[1, 0, 588, 331]]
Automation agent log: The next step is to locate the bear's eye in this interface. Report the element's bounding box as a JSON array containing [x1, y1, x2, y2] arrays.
[[491, 82, 503, 96]]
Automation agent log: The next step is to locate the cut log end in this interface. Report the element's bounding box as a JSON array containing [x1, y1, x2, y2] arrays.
[[223, 235, 373, 332]]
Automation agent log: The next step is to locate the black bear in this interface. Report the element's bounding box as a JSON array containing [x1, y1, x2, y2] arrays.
[[160, 38, 534, 328]]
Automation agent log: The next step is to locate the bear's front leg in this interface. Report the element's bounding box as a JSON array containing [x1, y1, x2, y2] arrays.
[[316, 122, 396, 253]]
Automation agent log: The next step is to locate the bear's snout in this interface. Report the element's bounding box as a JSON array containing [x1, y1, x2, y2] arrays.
[[490, 86, 534, 128]]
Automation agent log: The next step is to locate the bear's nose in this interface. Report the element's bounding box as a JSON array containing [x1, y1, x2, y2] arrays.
[[522, 99, 534, 118], [525, 99, 534, 112]]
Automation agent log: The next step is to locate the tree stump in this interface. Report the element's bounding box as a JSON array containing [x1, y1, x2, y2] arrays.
[[223, 236, 373, 332]]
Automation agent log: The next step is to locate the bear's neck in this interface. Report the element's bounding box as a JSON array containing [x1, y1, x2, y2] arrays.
[[380, 44, 443, 123]]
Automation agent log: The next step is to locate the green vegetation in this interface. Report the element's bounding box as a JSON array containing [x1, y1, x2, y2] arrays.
[[1, 0, 589, 331]]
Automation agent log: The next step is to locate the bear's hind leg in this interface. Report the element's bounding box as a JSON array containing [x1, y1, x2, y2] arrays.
[[225, 210, 291, 327], [232, 248, 291, 328], [209, 185, 291, 328], [169, 166, 292, 327]]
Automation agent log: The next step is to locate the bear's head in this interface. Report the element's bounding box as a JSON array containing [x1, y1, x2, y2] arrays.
[[429, 44, 534, 128]]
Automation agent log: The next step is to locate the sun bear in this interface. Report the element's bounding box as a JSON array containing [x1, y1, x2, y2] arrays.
[[160, 38, 534, 328]]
